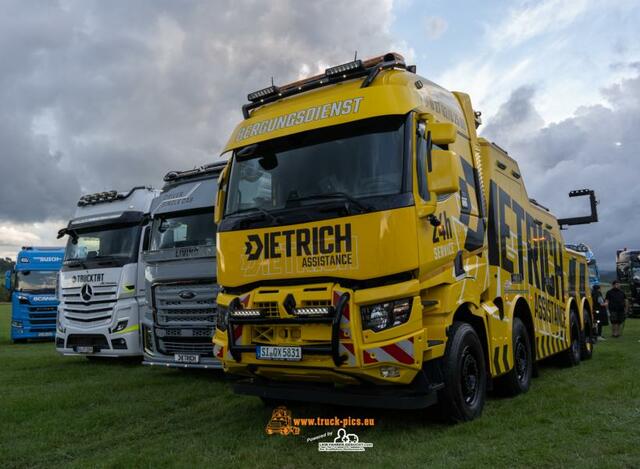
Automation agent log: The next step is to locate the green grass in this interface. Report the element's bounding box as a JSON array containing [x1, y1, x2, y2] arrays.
[[1, 302, 639, 468]]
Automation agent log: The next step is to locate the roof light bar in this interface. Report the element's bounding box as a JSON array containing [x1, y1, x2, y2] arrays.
[[247, 85, 280, 103], [325, 59, 363, 77], [163, 162, 227, 182], [242, 52, 408, 118]]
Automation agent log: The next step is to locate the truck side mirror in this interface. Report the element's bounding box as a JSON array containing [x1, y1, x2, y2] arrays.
[[430, 122, 457, 145], [214, 163, 230, 224], [5, 270, 12, 291], [429, 150, 461, 195]]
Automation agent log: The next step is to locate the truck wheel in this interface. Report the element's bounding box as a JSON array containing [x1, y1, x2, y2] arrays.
[[580, 311, 594, 360], [438, 322, 487, 423], [560, 312, 581, 367], [496, 318, 532, 396]]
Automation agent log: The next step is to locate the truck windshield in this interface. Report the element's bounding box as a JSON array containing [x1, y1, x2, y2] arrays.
[[16, 271, 57, 293], [225, 115, 407, 220], [64, 225, 140, 266], [150, 211, 216, 250]]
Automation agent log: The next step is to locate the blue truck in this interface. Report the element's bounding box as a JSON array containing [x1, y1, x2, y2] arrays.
[[4, 246, 64, 342]]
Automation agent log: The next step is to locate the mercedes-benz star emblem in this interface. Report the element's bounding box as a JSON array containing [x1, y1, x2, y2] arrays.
[[80, 284, 93, 302]]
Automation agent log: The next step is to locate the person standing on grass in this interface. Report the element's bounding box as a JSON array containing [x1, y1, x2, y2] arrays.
[[592, 284, 608, 339], [605, 280, 628, 338]]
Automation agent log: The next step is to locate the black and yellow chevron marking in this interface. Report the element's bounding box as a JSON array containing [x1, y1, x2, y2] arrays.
[[493, 344, 510, 375], [536, 334, 567, 358]]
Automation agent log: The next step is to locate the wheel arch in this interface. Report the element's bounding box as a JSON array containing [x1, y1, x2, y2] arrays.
[[452, 302, 490, 374], [512, 297, 536, 361]]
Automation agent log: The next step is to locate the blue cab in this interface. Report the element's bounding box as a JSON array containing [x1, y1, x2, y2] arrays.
[[4, 247, 64, 342]]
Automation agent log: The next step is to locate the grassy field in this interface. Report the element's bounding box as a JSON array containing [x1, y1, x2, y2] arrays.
[[1, 302, 639, 468]]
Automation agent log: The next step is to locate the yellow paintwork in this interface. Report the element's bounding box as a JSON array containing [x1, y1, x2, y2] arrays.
[[213, 62, 592, 387]]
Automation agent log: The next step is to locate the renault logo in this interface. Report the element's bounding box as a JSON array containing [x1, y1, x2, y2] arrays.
[[178, 290, 196, 300], [81, 284, 93, 302]]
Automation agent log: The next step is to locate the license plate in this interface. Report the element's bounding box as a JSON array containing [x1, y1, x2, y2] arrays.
[[256, 346, 302, 361], [76, 346, 94, 354], [38, 332, 53, 337], [175, 353, 200, 364]]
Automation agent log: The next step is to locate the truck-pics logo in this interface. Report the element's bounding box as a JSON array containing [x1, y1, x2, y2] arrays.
[[265, 406, 301, 436]]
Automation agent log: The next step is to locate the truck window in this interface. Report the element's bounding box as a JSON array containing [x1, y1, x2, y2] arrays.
[[150, 211, 216, 250], [64, 225, 140, 264], [15, 271, 57, 293], [225, 115, 406, 217]]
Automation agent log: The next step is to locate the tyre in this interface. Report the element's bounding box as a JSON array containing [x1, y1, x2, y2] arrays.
[[560, 311, 581, 367], [438, 322, 487, 423], [496, 317, 532, 396], [580, 310, 594, 360]]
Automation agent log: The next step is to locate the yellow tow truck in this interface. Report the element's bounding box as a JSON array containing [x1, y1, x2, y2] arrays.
[[212, 53, 598, 421]]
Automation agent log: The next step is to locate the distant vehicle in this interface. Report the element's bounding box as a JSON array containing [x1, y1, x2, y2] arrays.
[[56, 186, 159, 357], [616, 248, 640, 317], [141, 162, 226, 369], [566, 243, 600, 287], [4, 247, 64, 342]]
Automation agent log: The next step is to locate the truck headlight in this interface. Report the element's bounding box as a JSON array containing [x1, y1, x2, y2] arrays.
[[113, 320, 128, 333], [57, 315, 66, 334], [216, 307, 229, 332], [360, 298, 413, 332], [11, 320, 23, 329]]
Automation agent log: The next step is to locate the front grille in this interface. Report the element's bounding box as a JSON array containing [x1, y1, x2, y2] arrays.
[[153, 282, 218, 357], [255, 301, 279, 318], [28, 308, 57, 326], [301, 300, 331, 307], [158, 327, 214, 338], [61, 284, 118, 325], [157, 338, 213, 356], [66, 334, 110, 350], [154, 282, 219, 326]]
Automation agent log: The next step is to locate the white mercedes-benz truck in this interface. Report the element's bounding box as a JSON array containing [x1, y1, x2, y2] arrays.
[[142, 162, 225, 368], [56, 186, 159, 358]]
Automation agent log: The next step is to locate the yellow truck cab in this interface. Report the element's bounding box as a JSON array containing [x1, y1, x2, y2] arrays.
[[212, 53, 598, 421]]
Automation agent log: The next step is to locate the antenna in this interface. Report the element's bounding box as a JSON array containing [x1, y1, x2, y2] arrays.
[[354, 51, 358, 61], [271, 76, 275, 87]]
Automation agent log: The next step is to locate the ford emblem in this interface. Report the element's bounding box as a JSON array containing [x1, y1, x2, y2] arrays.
[[178, 290, 196, 300]]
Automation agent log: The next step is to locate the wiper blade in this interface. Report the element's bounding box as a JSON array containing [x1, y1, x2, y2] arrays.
[[286, 192, 372, 213], [64, 259, 88, 269], [234, 207, 281, 225]]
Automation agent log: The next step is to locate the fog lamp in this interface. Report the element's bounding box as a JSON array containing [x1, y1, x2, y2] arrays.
[[380, 366, 401, 378], [113, 320, 128, 333]]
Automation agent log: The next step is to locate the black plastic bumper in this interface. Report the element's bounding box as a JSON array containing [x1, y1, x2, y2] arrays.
[[234, 376, 443, 410]]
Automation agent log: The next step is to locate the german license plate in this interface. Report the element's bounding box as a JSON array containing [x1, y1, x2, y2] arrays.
[[256, 346, 302, 361], [38, 332, 53, 337], [175, 353, 200, 364], [76, 346, 94, 354]]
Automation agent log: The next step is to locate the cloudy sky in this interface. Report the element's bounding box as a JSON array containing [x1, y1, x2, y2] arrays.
[[1, 0, 638, 269]]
